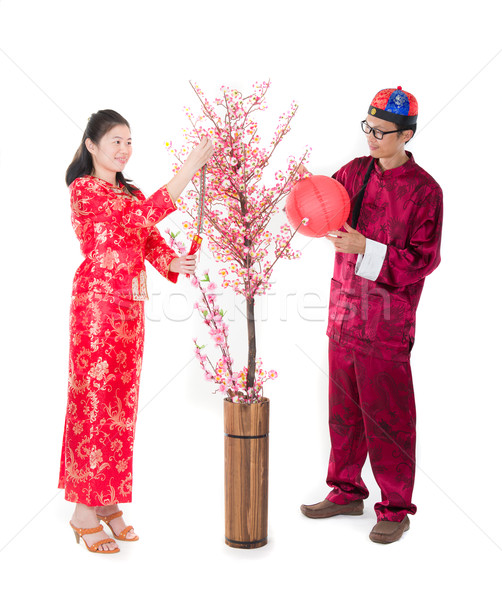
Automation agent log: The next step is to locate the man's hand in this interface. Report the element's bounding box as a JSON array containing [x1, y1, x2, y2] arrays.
[[297, 164, 312, 178], [326, 222, 366, 254]]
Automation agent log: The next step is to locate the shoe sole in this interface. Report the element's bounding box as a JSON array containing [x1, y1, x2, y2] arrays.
[[369, 520, 410, 544], [300, 505, 364, 519]]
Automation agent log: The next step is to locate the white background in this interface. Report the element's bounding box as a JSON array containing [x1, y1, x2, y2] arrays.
[[1, 0, 501, 597]]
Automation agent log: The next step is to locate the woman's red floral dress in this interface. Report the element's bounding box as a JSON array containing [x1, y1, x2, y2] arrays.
[[58, 176, 179, 506]]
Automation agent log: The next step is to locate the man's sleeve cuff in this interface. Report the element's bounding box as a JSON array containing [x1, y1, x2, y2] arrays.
[[355, 239, 387, 281]]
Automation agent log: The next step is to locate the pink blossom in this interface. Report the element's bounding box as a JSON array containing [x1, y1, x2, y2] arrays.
[[213, 333, 225, 345], [178, 82, 308, 403]]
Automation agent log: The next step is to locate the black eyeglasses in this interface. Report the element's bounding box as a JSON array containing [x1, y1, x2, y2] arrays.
[[361, 120, 406, 140]]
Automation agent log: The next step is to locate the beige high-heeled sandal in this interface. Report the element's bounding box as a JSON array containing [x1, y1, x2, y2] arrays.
[[70, 522, 120, 554], [98, 510, 139, 542]]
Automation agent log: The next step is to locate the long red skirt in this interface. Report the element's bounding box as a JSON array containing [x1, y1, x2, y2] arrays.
[[58, 292, 144, 506], [326, 341, 417, 522]]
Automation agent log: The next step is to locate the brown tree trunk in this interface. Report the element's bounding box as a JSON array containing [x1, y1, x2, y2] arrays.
[[246, 296, 256, 392]]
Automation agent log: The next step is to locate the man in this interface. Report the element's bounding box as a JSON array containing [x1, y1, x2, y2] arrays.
[[300, 87, 443, 543]]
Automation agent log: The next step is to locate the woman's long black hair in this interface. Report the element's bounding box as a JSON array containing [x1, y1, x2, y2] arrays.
[[65, 109, 138, 195]]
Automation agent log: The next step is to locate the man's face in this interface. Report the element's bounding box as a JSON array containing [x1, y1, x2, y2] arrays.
[[364, 114, 412, 161]]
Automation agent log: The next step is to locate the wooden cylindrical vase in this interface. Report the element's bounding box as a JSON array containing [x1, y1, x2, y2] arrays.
[[224, 397, 269, 549]]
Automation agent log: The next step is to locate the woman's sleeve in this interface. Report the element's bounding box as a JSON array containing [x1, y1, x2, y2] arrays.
[[145, 226, 180, 284], [123, 187, 177, 228], [70, 178, 118, 223], [371, 186, 443, 288]]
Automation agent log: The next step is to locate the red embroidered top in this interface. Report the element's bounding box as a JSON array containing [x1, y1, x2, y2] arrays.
[[328, 153, 443, 361], [70, 176, 179, 300]]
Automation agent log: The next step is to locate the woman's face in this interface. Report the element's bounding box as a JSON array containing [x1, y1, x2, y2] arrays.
[[86, 124, 132, 178]]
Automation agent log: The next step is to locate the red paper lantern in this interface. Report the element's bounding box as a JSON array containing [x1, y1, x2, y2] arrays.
[[285, 175, 351, 237]]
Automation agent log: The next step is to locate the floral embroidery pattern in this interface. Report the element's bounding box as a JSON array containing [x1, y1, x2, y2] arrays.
[[69, 176, 179, 300], [59, 176, 180, 506], [58, 293, 145, 505]]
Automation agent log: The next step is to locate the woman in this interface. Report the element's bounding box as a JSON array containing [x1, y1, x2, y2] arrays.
[[58, 109, 213, 554]]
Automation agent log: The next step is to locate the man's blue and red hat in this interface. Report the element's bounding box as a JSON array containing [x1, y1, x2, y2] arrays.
[[368, 86, 418, 126]]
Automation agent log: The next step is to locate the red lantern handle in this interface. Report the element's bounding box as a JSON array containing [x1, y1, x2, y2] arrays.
[[188, 234, 202, 256], [185, 233, 203, 278]]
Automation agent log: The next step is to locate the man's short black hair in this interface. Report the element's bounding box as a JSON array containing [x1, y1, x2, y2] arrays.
[[399, 124, 417, 145]]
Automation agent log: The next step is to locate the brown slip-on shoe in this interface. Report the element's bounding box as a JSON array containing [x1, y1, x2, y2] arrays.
[[369, 516, 410, 544], [300, 498, 364, 519]]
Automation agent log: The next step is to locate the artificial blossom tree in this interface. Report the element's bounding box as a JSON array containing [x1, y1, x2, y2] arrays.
[[167, 81, 309, 403]]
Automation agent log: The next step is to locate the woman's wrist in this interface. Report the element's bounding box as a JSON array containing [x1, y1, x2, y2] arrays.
[[164, 140, 212, 201]]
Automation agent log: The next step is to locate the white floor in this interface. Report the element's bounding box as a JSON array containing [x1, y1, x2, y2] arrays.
[[2, 354, 500, 599]]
